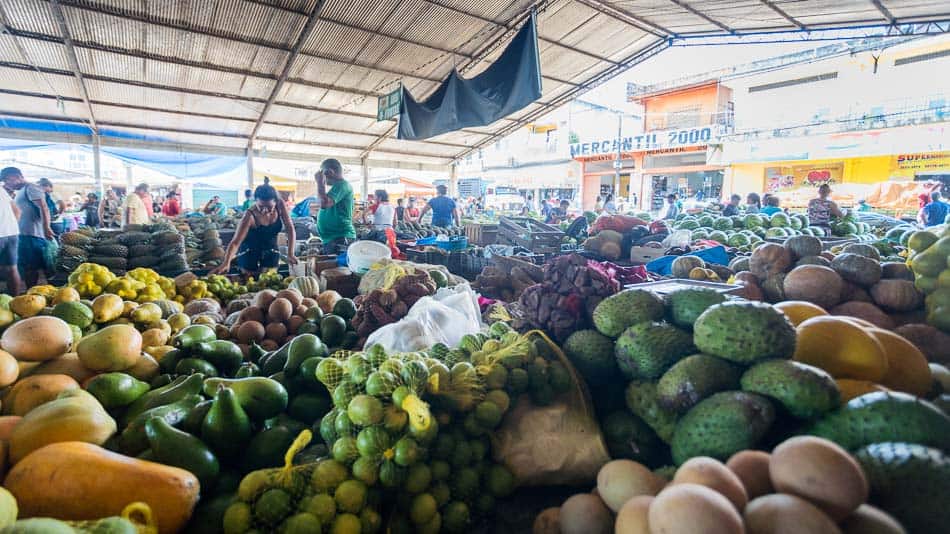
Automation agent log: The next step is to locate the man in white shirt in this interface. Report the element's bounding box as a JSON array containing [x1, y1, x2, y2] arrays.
[[0, 168, 23, 294]]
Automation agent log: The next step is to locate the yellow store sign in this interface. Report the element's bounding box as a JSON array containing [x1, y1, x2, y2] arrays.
[[893, 152, 950, 174]]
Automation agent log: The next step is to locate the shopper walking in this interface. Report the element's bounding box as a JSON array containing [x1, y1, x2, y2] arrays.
[[315, 158, 357, 251], [663, 194, 680, 220], [15, 174, 55, 287], [420, 184, 459, 227], [807, 184, 844, 236], [722, 194, 741, 217], [921, 192, 950, 227], [395, 198, 406, 223], [123, 183, 151, 227], [371, 190, 395, 230], [211, 183, 296, 276], [81, 192, 100, 228], [162, 192, 181, 217], [405, 198, 420, 223], [917, 193, 932, 226], [0, 168, 23, 294], [603, 194, 617, 214], [745, 193, 761, 214], [99, 189, 120, 228]]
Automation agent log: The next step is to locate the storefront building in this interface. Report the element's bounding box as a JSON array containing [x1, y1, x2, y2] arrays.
[[573, 82, 733, 211]]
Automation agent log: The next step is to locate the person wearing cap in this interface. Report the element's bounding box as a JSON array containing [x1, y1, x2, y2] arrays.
[[0, 168, 23, 294], [14, 173, 54, 287], [123, 183, 151, 227]]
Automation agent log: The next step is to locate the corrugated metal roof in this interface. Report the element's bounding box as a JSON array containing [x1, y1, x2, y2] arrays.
[[0, 0, 948, 169]]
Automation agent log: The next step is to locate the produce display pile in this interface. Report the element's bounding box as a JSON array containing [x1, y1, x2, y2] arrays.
[[57, 222, 190, 276], [0, 219, 946, 533]]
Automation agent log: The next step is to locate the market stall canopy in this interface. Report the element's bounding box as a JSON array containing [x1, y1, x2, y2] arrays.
[[0, 0, 948, 171]]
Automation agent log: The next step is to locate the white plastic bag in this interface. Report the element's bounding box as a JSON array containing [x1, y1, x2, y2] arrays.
[[364, 284, 483, 353], [662, 229, 692, 249]]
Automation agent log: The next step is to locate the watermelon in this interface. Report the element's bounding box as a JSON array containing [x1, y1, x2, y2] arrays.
[[678, 219, 700, 230], [770, 212, 792, 228], [708, 231, 728, 243], [698, 215, 715, 228], [744, 214, 765, 228], [789, 216, 803, 230], [765, 227, 788, 238], [691, 229, 709, 241], [713, 217, 733, 231], [727, 233, 750, 247]]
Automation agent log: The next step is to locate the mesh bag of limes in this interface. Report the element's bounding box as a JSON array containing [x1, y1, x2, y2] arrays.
[[223, 322, 578, 533]]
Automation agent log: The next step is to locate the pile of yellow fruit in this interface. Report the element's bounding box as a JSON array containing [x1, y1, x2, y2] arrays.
[[905, 228, 950, 331]]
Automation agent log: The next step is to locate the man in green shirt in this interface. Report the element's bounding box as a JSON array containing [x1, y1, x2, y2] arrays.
[[316, 158, 356, 251]]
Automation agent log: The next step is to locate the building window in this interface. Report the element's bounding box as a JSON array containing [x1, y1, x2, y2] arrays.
[[666, 104, 702, 128]]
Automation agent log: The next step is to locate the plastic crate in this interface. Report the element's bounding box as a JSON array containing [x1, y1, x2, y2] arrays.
[[465, 223, 499, 246], [436, 236, 468, 251], [497, 217, 564, 253]]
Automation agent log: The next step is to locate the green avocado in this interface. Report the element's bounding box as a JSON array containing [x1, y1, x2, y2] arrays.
[[145, 416, 219, 488], [85, 372, 150, 409], [202, 386, 252, 462], [123, 373, 204, 426], [194, 340, 244, 376], [119, 394, 202, 455], [174, 324, 217, 350], [202, 377, 289, 421], [176, 357, 219, 377]]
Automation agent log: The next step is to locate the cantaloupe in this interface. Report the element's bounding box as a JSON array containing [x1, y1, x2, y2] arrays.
[[794, 316, 889, 381]]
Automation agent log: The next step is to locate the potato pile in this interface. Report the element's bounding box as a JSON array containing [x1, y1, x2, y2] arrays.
[[537, 436, 905, 534], [227, 288, 317, 353]]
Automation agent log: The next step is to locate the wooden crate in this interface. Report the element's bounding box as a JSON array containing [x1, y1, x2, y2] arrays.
[[497, 217, 564, 253], [465, 223, 499, 246]]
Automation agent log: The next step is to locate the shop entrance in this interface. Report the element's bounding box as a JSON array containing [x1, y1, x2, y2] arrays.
[[648, 171, 723, 210]]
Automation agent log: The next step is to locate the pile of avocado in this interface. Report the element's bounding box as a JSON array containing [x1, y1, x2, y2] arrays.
[[562, 287, 950, 531], [83, 325, 342, 533]]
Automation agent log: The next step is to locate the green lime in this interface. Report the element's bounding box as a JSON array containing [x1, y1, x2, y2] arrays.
[[381, 405, 408, 434], [331, 437, 359, 465], [379, 459, 407, 488], [409, 493, 437, 525], [393, 437, 421, 467], [430, 460, 450, 481], [487, 464, 516, 497], [312, 459, 349, 493], [335, 479, 367, 514], [254, 488, 291, 525], [391, 385, 411, 408], [431, 433, 455, 460], [485, 389, 511, 413], [222, 502, 252, 534], [301, 493, 336, 524], [474, 401, 503, 428], [330, 513, 361, 534], [347, 395, 384, 427], [451, 468, 479, 502], [334, 410, 355, 437], [506, 368, 529, 393], [469, 439, 488, 462], [360, 508, 382, 534], [352, 456, 379, 485], [404, 463, 432, 494], [474, 493, 495, 515], [315, 358, 345, 388], [279, 512, 322, 534], [356, 426, 391, 458], [484, 364, 508, 389], [442, 501, 471, 533], [364, 371, 396, 398]]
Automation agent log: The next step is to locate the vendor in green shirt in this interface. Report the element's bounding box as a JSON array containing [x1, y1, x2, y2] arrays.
[[316, 158, 356, 251]]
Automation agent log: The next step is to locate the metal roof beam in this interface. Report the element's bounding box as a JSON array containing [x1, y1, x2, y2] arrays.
[[870, 0, 897, 25], [248, 0, 327, 148], [667, 0, 736, 34], [573, 0, 675, 37], [420, 0, 620, 66], [40, 0, 98, 131], [758, 0, 806, 29], [0, 109, 456, 161], [458, 38, 670, 158]]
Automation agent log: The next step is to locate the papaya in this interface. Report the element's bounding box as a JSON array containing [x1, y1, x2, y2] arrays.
[[202, 387, 252, 462], [202, 377, 288, 421], [0, 349, 18, 388], [141, 328, 170, 349], [19, 353, 96, 384], [0, 316, 73, 362], [0, 415, 22, 440], [5, 441, 200, 534], [145, 417, 219, 489], [3, 374, 80, 416], [91, 294, 124, 323], [126, 353, 160, 383], [9, 389, 116, 463], [77, 324, 143, 372]]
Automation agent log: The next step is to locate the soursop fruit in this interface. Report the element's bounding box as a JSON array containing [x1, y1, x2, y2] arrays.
[[592, 289, 665, 338], [562, 329, 618, 388], [693, 301, 796, 363], [614, 322, 694, 380], [657, 354, 742, 413], [855, 442, 950, 534], [740, 360, 839, 419], [670, 391, 776, 465], [666, 288, 727, 330], [625, 381, 679, 443]]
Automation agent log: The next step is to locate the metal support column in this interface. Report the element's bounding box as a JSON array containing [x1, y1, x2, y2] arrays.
[[613, 113, 622, 199], [92, 134, 102, 196], [124, 163, 133, 190], [449, 163, 458, 199], [246, 151, 255, 189], [360, 158, 369, 202]]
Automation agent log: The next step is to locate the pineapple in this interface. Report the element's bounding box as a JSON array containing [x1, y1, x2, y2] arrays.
[[116, 232, 152, 246], [61, 232, 94, 247], [91, 244, 129, 258]]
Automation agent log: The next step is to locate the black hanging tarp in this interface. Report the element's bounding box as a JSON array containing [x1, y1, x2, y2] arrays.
[[397, 12, 542, 141]]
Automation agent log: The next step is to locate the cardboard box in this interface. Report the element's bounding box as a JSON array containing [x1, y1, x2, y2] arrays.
[[630, 245, 666, 264]]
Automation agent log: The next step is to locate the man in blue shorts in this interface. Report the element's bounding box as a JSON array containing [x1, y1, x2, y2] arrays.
[[420, 185, 459, 227], [15, 175, 54, 287], [0, 168, 23, 294]]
